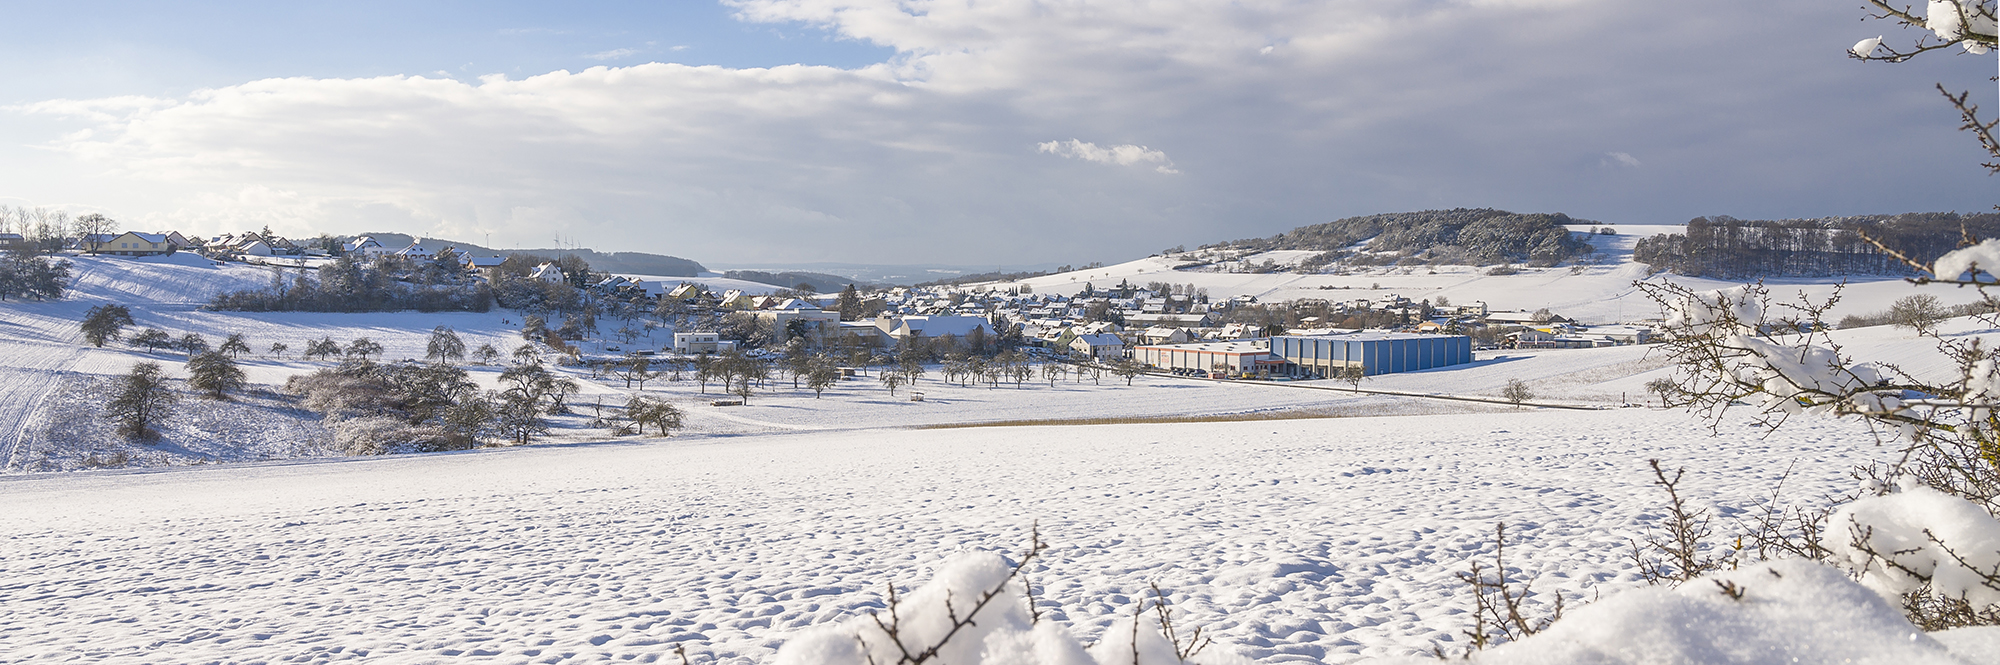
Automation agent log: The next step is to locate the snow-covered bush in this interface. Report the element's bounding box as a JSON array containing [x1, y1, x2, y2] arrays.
[[1641, 271, 2000, 627], [775, 552, 1250, 665], [1428, 560, 1979, 665], [330, 416, 449, 456], [1833, 483, 2000, 626]]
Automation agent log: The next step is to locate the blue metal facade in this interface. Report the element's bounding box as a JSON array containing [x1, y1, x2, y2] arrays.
[[1270, 334, 1473, 376]]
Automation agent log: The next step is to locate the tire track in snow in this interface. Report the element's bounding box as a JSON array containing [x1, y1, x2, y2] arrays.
[[0, 339, 85, 473]]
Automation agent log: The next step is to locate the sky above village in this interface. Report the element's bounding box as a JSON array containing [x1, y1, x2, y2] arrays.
[[0, 0, 1993, 267]]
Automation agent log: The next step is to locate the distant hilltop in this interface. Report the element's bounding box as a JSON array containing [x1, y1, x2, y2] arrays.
[[354, 233, 706, 277], [1202, 208, 1596, 271]]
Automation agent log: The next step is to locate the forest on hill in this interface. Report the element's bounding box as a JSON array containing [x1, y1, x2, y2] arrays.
[[1209, 208, 1595, 268], [1631, 212, 2000, 278], [357, 233, 707, 277]]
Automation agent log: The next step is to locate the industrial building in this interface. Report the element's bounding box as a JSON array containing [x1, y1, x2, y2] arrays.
[[1130, 340, 1286, 378], [1270, 333, 1473, 377]]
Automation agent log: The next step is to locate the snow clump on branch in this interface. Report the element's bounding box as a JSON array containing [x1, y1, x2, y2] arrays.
[[1932, 238, 2000, 282], [1833, 484, 2000, 609]]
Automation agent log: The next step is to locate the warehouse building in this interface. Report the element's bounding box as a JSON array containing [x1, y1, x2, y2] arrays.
[[1270, 333, 1473, 377], [1131, 340, 1287, 378]]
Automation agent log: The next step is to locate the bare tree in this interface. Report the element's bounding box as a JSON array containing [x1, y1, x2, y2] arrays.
[[72, 213, 115, 254]]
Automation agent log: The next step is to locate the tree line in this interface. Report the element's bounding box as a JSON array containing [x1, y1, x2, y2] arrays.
[[1209, 208, 1595, 268], [1632, 212, 2000, 278]]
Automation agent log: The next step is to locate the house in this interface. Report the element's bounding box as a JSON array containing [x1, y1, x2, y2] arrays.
[[1217, 323, 1263, 339], [397, 243, 436, 260], [531, 262, 565, 284], [1070, 333, 1126, 360], [717, 290, 757, 310], [103, 231, 173, 256], [1140, 326, 1191, 345], [755, 309, 841, 347], [161, 231, 197, 250], [239, 239, 275, 256], [460, 254, 507, 270], [874, 315, 997, 347], [345, 237, 389, 257], [0, 233, 25, 250], [667, 283, 706, 300], [672, 332, 736, 355]]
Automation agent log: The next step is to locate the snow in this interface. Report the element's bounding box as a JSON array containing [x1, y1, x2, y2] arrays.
[[0, 408, 1923, 663], [1832, 485, 2000, 609], [1439, 560, 1972, 665], [1854, 36, 1884, 57], [6, 253, 2000, 663], [1932, 238, 2000, 282]]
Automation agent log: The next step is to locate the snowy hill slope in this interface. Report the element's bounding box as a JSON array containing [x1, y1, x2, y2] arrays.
[[997, 225, 1965, 324]]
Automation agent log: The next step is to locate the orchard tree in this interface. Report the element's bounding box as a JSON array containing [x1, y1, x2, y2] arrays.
[[219, 333, 252, 359], [304, 336, 342, 361], [625, 395, 684, 436], [106, 361, 176, 439], [346, 337, 383, 361], [177, 332, 210, 357], [268, 341, 289, 359], [79, 304, 134, 348], [185, 351, 246, 399], [426, 326, 466, 364], [131, 328, 172, 353]]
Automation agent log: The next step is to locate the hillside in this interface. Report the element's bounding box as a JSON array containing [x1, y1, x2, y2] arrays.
[[356, 233, 708, 277], [1207, 208, 1595, 269], [994, 223, 1977, 324]]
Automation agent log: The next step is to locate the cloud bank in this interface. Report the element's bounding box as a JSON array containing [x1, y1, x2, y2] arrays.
[[11, 0, 1996, 265]]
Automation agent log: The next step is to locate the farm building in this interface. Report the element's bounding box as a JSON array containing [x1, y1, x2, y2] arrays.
[[1270, 333, 1472, 377], [1131, 340, 1286, 377]]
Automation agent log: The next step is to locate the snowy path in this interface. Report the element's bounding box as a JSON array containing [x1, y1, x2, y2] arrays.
[[0, 339, 84, 472], [0, 408, 1889, 664]]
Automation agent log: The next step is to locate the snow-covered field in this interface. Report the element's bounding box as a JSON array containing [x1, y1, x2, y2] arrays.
[[0, 407, 1911, 664], [6, 250, 2000, 663]]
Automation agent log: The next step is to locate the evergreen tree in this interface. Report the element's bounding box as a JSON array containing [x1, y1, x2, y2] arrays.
[[836, 284, 863, 321]]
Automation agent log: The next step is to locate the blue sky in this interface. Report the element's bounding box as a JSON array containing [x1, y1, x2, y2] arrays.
[[0, 2, 892, 100], [1, 1, 1994, 266]]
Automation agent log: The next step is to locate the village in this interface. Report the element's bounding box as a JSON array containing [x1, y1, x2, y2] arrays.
[[24, 226, 1672, 387]]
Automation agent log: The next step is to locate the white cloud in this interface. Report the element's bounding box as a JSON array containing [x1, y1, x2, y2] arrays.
[[1037, 139, 1178, 174], [8, 0, 1994, 264], [584, 48, 642, 61]]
